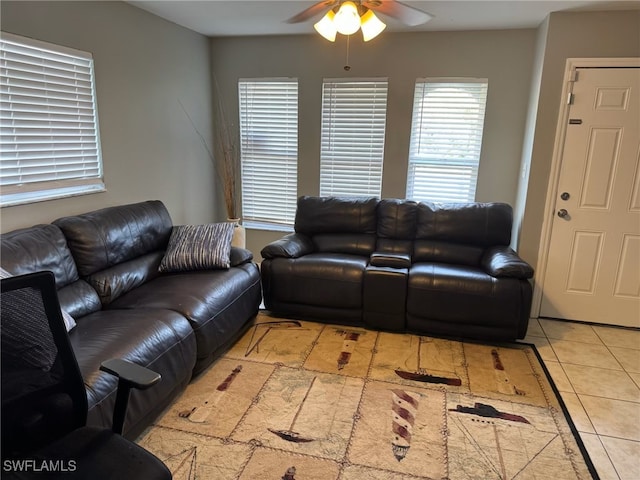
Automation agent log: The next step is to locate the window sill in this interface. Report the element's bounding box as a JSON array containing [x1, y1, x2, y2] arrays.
[[1, 183, 106, 208], [242, 220, 293, 233]]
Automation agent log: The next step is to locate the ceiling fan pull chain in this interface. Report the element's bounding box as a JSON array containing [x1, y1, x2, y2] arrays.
[[344, 34, 351, 71]]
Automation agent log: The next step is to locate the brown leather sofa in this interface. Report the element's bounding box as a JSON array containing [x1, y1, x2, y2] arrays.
[[0, 200, 262, 439], [261, 196, 534, 341]]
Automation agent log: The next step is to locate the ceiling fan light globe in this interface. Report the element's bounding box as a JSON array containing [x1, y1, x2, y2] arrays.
[[360, 9, 386, 41], [334, 1, 361, 35], [314, 10, 337, 41]]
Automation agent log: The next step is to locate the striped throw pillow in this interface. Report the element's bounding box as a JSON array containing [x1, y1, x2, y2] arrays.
[[159, 223, 235, 272]]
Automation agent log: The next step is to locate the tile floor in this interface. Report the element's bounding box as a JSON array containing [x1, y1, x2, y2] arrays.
[[520, 318, 640, 480]]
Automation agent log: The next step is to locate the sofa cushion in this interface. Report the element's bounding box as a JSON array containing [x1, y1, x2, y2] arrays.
[[413, 240, 485, 266], [295, 196, 378, 235], [87, 252, 164, 306], [313, 233, 376, 255], [374, 199, 417, 256], [106, 263, 261, 368], [0, 224, 79, 288], [377, 199, 418, 239], [159, 223, 234, 273], [54, 200, 173, 277], [68, 308, 196, 436], [57, 279, 103, 319], [407, 263, 525, 331], [261, 253, 368, 309], [415, 202, 512, 246]]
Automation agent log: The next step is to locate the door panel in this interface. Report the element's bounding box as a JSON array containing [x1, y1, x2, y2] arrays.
[[566, 231, 603, 294], [580, 127, 620, 209], [540, 67, 640, 327], [614, 234, 640, 298]]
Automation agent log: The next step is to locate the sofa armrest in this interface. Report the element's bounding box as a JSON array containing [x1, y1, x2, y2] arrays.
[[369, 252, 411, 269], [230, 246, 253, 266], [261, 233, 315, 259], [481, 246, 534, 279]]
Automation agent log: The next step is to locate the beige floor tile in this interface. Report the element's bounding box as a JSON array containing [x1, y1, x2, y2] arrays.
[[562, 364, 640, 402], [521, 335, 558, 362], [525, 318, 545, 337], [600, 436, 640, 480], [593, 326, 640, 350], [539, 318, 602, 344], [579, 433, 620, 480], [550, 339, 623, 370], [544, 360, 573, 392], [628, 372, 640, 389], [560, 391, 596, 434], [610, 347, 640, 374], [578, 395, 640, 441]]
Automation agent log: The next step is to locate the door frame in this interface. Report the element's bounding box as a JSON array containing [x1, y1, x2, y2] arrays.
[[531, 57, 640, 319]]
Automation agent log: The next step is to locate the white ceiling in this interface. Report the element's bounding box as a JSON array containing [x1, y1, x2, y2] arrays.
[[128, 0, 638, 37]]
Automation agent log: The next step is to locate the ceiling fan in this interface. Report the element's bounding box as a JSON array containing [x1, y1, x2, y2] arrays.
[[287, 0, 433, 42]]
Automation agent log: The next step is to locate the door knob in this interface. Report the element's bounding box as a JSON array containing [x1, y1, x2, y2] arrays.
[[557, 209, 569, 218]]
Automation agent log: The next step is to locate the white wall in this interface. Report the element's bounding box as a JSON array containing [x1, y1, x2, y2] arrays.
[[211, 29, 537, 258], [512, 17, 549, 250], [0, 1, 217, 232]]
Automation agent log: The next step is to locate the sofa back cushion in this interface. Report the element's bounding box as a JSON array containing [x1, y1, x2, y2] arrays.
[[295, 196, 378, 255], [54, 200, 173, 304], [0, 224, 102, 318], [0, 224, 79, 287], [376, 199, 417, 256], [87, 252, 165, 305], [313, 234, 377, 255], [413, 202, 513, 265]]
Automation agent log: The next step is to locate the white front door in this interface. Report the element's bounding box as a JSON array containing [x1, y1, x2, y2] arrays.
[[540, 67, 640, 327]]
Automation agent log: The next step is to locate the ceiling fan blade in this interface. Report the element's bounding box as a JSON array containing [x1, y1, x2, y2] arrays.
[[286, 0, 338, 23], [363, 0, 432, 26]]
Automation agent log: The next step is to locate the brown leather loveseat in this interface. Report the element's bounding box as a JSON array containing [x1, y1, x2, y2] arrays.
[[260, 196, 533, 341]]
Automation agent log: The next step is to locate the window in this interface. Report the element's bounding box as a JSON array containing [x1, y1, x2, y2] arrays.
[[406, 78, 488, 203], [320, 78, 388, 197], [1, 32, 104, 207], [238, 79, 298, 229]]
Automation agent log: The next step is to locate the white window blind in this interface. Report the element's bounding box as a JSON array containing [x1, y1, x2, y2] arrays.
[[320, 78, 388, 197], [1, 32, 104, 206], [238, 79, 298, 228], [406, 78, 488, 203]]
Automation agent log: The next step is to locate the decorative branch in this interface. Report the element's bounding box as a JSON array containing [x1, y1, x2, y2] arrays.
[[212, 80, 239, 219], [178, 84, 239, 220]]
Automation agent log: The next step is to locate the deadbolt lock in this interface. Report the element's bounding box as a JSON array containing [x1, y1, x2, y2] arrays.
[[560, 192, 570, 200]]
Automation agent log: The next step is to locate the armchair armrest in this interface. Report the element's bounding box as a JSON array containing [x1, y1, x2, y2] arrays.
[[260, 233, 315, 259], [481, 246, 534, 279], [100, 358, 161, 435]]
